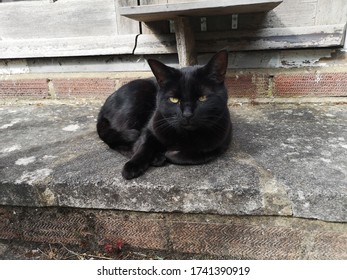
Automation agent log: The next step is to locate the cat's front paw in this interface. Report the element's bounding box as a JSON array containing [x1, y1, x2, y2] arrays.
[[121, 161, 147, 180]]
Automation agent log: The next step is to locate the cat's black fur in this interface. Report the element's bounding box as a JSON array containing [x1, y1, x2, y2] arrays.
[[97, 50, 232, 179]]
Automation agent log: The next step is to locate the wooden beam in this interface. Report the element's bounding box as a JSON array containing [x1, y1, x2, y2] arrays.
[[0, 35, 137, 59], [134, 24, 347, 54], [196, 24, 347, 51], [120, 0, 283, 22], [174, 17, 198, 67]]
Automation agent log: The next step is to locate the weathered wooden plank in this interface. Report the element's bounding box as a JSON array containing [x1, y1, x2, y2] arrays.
[[0, 0, 118, 39], [139, 0, 320, 33], [315, 0, 347, 25], [165, 0, 319, 30], [140, 0, 170, 34], [1, 49, 339, 74], [0, 0, 139, 58], [0, 35, 137, 59], [114, 0, 140, 35], [135, 24, 346, 54], [120, 0, 283, 22], [174, 17, 198, 66], [196, 24, 347, 51], [238, 0, 318, 29], [135, 34, 177, 54]]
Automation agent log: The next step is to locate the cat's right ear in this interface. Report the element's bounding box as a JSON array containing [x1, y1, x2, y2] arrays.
[[147, 59, 178, 88], [201, 50, 228, 84]]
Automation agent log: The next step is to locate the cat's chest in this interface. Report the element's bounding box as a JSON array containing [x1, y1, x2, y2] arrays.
[[151, 113, 223, 151], [156, 127, 215, 151]]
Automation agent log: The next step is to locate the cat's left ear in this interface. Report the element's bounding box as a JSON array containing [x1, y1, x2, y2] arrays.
[[147, 59, 178, 88], [203, 50, 228, 84]]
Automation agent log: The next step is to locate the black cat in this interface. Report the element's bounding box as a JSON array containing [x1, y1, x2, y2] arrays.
[[97, 50, 232, 179]]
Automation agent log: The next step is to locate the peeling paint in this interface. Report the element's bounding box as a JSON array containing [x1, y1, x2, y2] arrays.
[[0, 59, 29, 75], [315, 73, 322, 83], [47, 79, 56, 98], [317, 50, 347, 64], [280, 49, 338, 68]]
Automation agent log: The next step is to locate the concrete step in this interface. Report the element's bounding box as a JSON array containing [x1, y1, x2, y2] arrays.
[[0, 100, 346, 259]]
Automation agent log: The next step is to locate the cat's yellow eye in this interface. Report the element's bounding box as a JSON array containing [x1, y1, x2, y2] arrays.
[[169, 97, 180, 104], [199, 95, 208, 102]]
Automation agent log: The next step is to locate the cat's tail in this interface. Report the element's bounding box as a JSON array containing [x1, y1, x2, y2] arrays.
[[96, 117, 140, 150]]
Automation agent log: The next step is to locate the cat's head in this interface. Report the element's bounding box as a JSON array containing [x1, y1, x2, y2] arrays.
[[147, 50, 229, 131]]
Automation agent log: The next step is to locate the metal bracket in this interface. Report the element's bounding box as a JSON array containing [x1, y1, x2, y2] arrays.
[[232, 14, 238, 30], [200, 17, 207, 32]]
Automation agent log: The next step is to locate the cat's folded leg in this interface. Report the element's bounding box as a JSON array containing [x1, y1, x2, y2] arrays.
[[122, 152, 165, 179], [122, 129, 164, 179], [151, 153, 166, 167]]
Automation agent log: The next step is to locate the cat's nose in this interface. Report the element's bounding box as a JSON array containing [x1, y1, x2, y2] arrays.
[[182, 106, 193, 120]]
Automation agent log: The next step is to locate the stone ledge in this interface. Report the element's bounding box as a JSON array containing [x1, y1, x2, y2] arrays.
[[0, 101, 346, 222]]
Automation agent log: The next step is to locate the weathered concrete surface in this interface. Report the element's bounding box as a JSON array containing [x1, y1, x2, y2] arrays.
[[0, 101, 346, 222]]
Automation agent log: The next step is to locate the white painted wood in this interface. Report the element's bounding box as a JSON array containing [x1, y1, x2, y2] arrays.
[[139, 0, 319, 32], [114, 0, 140, 35], [0, 0, 345, 59], [120, 0, 283, 22], [24, 55, 179, 73], [135, 34, 177, 54], [0, 0, 118, 39], [135, 24, 346, 54], [143, 0, 318, 30], [1, 48, 338, 74], [315, 0, 347, 25], [251, 0, 318, 28], [196, 24, 347, 51], [140, 0, 170, 34], [0, 0, 139, 58], [0, 35, 137, 59]]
